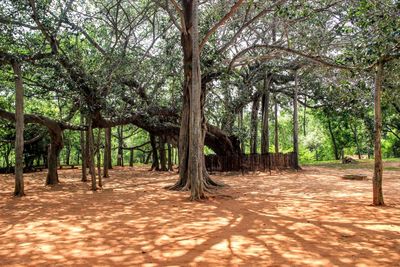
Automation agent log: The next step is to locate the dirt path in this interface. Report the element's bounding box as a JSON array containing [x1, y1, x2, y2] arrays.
[[0, 166, 399, 266]]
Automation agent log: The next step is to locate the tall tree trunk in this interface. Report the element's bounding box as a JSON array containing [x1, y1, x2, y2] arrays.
[[238, 108, 245, 153], [12, 61, 24, 196], [150, 134, 160, 171], [87, 118, 97, 191], [274, 95, 279, 154], [129, 149, 134, 167], [328, 119, 339, 160], [293, 70, 300, 169], [106, 127, 112, 169], [117, 126, 124, 166], [46, 133, 62, 185], [97, 129, 102, 188], [261, 75, 271, 154], [373, 61, 384, 206], [250, 95, 260, 154], [167, 143, 173, 171], [80, 113, 87, 182], [169, 0, 221, 200], [159, 137, 167, 171], [103, 127, 110, 177], [85, 127, 91, 175]]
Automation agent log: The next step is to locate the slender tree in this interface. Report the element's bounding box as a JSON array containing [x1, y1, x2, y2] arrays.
[[293, 69, 300, 169], [261, 75, 271, 154], [103, 127, 110, 177], [373, 61, 384, 205], [12, 61, 24, 197], [274, 95, 279, 154]]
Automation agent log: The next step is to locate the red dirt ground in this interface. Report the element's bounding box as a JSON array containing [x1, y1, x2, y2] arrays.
[[0, 164, 399, 266]]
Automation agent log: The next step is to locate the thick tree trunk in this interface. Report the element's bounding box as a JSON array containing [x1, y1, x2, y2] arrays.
[[261, 75, 271, 154], [274, 95, 279, 154], [150, 134, 160, 171], [293, 70, 300, 169], [250, 95, 260, 154], [46, 134, 62, 185], [328, 119, 340, 160], [373, 61, 384, 206], [80, 113, 88, 182], [12, 62, 24, 197], [169, 0, 221, 200], [103, 127, 110, 177]]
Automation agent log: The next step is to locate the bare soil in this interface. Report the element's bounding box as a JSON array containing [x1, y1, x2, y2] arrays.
[[1, 163, 399, 266]]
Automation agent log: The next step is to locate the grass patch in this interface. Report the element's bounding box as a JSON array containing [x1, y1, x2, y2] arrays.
[[302, 158, 400, 171]]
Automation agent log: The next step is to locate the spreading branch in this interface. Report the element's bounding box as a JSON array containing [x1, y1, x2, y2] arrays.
[[200, 0, 245, 51]]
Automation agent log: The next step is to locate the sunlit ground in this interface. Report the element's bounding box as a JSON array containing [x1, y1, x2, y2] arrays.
[[0, 162, 399, 266]]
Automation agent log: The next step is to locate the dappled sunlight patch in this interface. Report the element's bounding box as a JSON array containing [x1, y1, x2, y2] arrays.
[[357, 223, 400, 232], [0, 166, 399, 265]]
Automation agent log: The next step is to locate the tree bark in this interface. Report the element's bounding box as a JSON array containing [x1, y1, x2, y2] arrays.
[[97, 129, 102, 188], [167, 143, 173, 171], [159, 136, 167, 171], [250, 95, 260, 154], [80, 113, 88, 182], [46, 134, 62, 185], [293, 70, 300, 169], [103, 127, 110, 177], [261, 75, 271, 154], [150, 134, 160, 171], [106, 127, 112, 169], [238, 108, 245, 153], [117, 126, 124, 166], [169, 0, 221, 200], [129, 149, 134, 167], [274, 95, 279, 154], [87, 118, 97, 191], [373, 61, 384, 206], [12, 61, 25, 197]]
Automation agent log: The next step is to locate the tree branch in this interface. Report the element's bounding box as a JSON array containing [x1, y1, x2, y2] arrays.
[[200, 0, 245, 51], [229, 44, 354, 71]]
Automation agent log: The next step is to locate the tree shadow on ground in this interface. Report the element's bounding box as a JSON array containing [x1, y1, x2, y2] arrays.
[[0, 166, 399, 266]]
